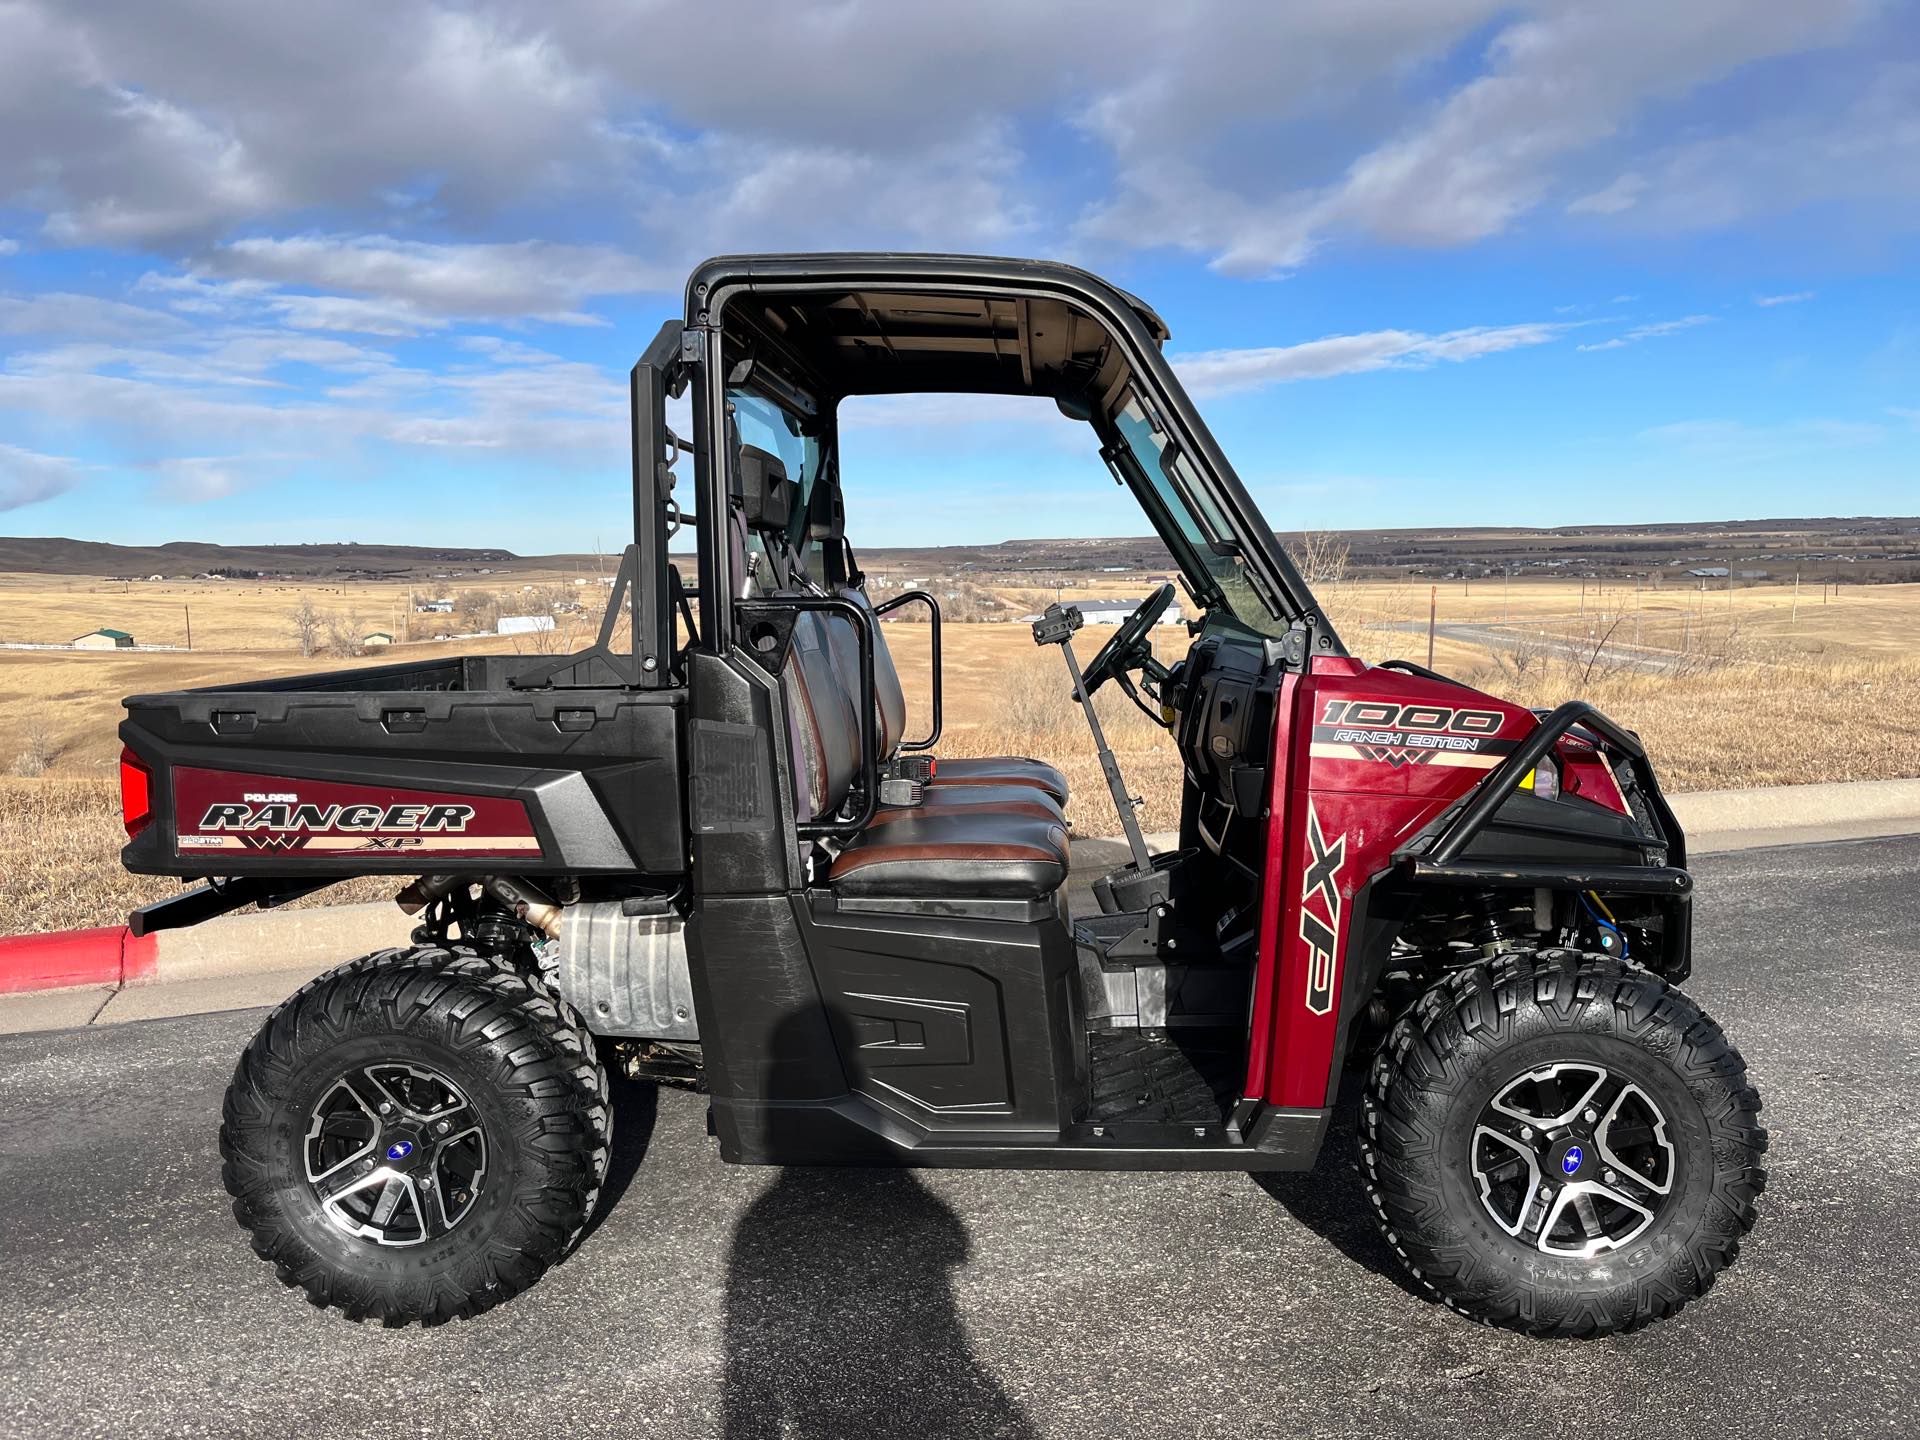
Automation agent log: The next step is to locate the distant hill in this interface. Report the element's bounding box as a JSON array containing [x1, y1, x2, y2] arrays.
[[2, 515, 1917, 584], [0, 538, 591, 579]]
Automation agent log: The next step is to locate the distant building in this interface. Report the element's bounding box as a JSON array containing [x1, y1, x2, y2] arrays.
[[72, 628, 135, 650], [1688, 567, 1731, 578], [1065, 600, 1185, 627], [415, 598, 453, 613], [498, 615, 555, 635], [362, 632, 394, 647]]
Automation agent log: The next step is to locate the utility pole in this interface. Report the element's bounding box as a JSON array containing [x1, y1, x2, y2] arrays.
[[1427, 584, 1437, 671], [1791, 572, 1799, 631], [183, 604, 192, 651]]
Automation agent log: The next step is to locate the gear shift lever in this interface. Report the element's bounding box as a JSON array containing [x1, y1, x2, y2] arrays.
[[1032, 602, 1154, 876]]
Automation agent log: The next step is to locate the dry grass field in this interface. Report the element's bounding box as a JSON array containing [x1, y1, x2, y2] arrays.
[[3, 567, 1919, 935]]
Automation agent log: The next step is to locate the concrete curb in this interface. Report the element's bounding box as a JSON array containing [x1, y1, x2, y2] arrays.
[[1669, 778, 1920, 850], [2, 777, 1916, 1003], [0, 925, 156, 994], [0, 906, 414, 997]]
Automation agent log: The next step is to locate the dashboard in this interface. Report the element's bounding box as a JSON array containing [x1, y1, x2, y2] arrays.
[[1169, 623, 1280, 837]]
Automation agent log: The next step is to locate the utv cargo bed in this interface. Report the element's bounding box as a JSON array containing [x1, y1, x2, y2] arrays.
[[119, 654, 686, 880]]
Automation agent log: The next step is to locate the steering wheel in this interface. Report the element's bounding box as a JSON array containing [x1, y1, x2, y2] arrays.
[[1077, 583, 1176, 714]]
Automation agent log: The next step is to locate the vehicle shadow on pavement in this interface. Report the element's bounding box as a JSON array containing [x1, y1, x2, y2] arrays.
[[1251, 1070, 1434, 1304], [721, 1166, 1040, 1440], [578, 1062, 659, 1246]]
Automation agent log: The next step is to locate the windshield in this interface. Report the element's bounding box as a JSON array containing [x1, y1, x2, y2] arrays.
[[1112, 391, 1286, 637], [728, 387, 826, 565]]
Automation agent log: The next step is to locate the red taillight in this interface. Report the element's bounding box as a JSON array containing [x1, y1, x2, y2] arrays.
[[119, 746, 152, 839]]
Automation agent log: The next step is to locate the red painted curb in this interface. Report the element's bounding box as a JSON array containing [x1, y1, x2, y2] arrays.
[[0, 926, 158, 994]]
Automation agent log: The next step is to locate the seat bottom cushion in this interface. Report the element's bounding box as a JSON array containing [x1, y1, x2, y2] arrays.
[[929, 755, 1068, 805], [891, 783, 1064, 824], [829, 809, 1070, 900]]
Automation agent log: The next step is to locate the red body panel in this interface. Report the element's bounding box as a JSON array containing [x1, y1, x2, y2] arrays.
[[1251, 659, 1548, 1109], [171, 767, 542, 861]]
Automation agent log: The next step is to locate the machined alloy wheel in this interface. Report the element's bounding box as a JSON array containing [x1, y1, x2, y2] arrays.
[[1470, 1061, 1674, 1257], [304, 1063, 488, 1247]]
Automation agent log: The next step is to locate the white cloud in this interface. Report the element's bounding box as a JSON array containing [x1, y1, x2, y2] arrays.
[[0, 291, 187, 340], [0, 1, 1904, 286], [0, 238, 19, 256], [1639, 417, 1883, 461], [1578, 314, 1715, 352], [199, 234, 665, 323], [1175, 322, 1565, 395], [1079, 2, 1880, 273], [149, 455, 260, 502], [0, 1, 606, 247], [1755, 291, 1817, 306], [1568, 174, 1648, 216], [0, 300, 629, 499], [0, 442, 83, 510], [1565, 61, 1920, 234]]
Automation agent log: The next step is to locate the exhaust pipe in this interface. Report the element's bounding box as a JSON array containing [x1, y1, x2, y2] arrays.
[[480, 876, 563, 940], [395, 873, 564, 940], [395, 873, 460, 916]]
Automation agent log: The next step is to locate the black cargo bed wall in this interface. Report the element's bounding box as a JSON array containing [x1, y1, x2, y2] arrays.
[[119, 682, 687, 877]]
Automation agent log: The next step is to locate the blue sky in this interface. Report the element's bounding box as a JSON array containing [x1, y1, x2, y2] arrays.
[[0, 1, 1915, 551]]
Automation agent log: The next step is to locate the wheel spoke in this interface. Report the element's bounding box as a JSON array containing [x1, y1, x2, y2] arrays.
[[1532, 1072, 1565, 1117], [1471, 1125, 1541, 1237], [356, 1066, 406, 1118], [1576, 1069, 1623, 1120], [1596, 1082, 1675, 1195], [425, 1098, 476, 1142], [1478, 1107, 1540, 1145], [369, 1176, 405, 1227], [1572, 1193, 1604, 1239], [310, 1155, 378, 1203], [415, 1181, 452, 1241]]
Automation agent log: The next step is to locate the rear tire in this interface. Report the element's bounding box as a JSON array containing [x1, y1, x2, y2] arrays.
[[219, 946, 611, 1325], [1360, 949, 1766, 1336]]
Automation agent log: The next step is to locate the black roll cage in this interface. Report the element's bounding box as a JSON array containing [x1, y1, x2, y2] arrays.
[[677, 254, 1342, 665]]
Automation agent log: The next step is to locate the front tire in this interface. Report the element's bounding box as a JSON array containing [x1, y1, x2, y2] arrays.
[[219, 946, 611, 1325], [1361, 949, 1766, 1336]]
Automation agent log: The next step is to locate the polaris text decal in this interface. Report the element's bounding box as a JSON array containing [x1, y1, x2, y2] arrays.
[[170, 768, 541, 858], [1309, 698, 1516, 770], [1298, 800, 1346, 1017]]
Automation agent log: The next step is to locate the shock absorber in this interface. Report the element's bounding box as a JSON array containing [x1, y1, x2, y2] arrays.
[[1466, 891, 1533, 956]]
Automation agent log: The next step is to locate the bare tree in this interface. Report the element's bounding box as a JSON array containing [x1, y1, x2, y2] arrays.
[[322, 609, 366, 658], [287, 597, 321, 658], [452, 588, 499, 637], [1574, 614, 1629, 685], [1290, 531, 1351, 588], [1495, 627, 1548, 682], [8, 710, 59, 777]]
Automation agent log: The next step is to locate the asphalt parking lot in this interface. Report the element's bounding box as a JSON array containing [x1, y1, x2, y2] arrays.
[[1, 835, 1915, 1439]]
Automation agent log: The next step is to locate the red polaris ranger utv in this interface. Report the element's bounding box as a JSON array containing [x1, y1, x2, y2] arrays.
[[119, 255, 1765, 1335]]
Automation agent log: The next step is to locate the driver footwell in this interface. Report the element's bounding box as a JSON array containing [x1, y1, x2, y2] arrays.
[[1085, 1028, 1241, 1126]]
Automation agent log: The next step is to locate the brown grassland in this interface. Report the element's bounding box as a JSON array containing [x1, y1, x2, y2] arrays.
[[3, 567, 1919, 935]]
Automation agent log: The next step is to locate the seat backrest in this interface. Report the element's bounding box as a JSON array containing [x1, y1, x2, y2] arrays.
[[803, 491, 909, 761], [782, 607, 863, 821], [824, 583, 907, 759], [732, 444, 864, 822]]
